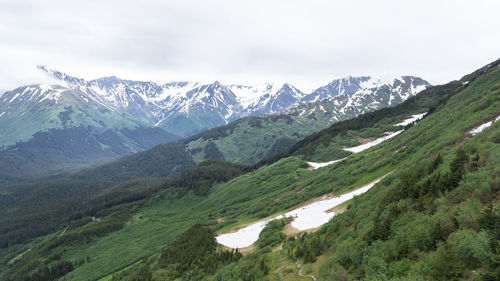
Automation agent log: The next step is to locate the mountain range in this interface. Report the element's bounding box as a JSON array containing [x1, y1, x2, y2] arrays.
[[1, 59, 498, 281], [0, 67, 429, 179], [0, 70, 429, 180], [0, 84, 179, 179], [36, 66, 430, 137]]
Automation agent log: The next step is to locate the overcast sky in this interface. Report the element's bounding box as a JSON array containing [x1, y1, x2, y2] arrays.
[[1, 0, 499, 91]]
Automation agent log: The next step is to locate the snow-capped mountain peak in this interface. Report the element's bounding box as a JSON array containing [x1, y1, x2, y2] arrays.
[[30, 66, 430, 137]]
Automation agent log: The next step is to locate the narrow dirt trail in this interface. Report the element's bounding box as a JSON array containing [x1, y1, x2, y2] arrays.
[[295, 260, 317, 280]]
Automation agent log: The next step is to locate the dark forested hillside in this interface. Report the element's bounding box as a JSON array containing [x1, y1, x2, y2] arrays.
[[0, 160, 246, 251], [0, 126, 177, 183], [157, 224, 242, 279]]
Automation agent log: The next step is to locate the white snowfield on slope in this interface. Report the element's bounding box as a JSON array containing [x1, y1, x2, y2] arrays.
[[343, 130, 403, 153], [306, 131, 403, 169], [307, 131, 402, 170], [307, 158, 345, 170], [343, 112, 427, 154], [469, 115, 500, 136], [308, 113, 427, 169], [394, 113, 427, 126], [216, 177, 385, 249]]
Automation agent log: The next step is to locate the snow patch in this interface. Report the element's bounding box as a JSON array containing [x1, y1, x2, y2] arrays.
[[285, 178, 383, 230], [9, 93, 21, 103], [216, 176, 386, 248], [341, 112, 427, 153], [307, 158, 346, 169], [228, 83, 279, 108], [343, 131, 404, 153], [216, 220, 269, 249], [469, 116, 500, 136], [38, 86, 63, 103], [359, 76, 381, 89], [394, 113, 426, 127]]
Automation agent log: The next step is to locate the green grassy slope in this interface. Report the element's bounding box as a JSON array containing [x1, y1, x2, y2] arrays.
[[87, 60, 500, 280], [1, 60, 499, 281], [273, 62, 500, 281], [75, 114, 330, 182], [77, 89, 417, 182]]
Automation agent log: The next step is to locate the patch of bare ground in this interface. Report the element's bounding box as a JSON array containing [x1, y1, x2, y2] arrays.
[[357, 136, 377, 144], [218, 243, 255, 254], [326, 203, 347, 214], [272, 244, 283, 252], [295, 185, 311, 193]]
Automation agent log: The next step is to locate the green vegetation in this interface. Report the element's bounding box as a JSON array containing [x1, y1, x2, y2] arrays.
[[171, 59, 500, 280], [0, 126, 178, 183], [257, 218, 292, 249], [158, 224, 242, 279], [20, 260, 75, 281], [159, 160, 248, 197], [283, 142, 500, 280], [0, 159, 248, 280], [0, 160, 245, 250], [74, 85, 416, 183], [0, 87, 180, 181], [1, 59, 499, 281], [272, 60, 500, 280], [214, 249, 272, 281]]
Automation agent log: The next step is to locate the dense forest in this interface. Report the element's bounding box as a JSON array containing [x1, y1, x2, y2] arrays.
[[0, 160, 247, 250], [158, 224, 242, 279], [0, 125, 179, 183]]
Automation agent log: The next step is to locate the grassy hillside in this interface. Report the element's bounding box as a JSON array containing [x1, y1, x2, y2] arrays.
[[1, 60, 499, 281], [75, 114, 330, 182], [274, 62, 500, 281], [210, 60, 500, 280]]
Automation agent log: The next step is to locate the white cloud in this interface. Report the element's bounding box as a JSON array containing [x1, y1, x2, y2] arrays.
[[0, 0, 499, 92]]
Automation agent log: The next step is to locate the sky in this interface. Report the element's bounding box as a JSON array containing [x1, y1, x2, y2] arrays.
[[1, 0, 499, 92]]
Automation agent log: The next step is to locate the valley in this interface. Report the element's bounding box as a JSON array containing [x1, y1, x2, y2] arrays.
[[0, 68, 428, 181], [2, 1, 499, 280], [1, 59, 499, 281]]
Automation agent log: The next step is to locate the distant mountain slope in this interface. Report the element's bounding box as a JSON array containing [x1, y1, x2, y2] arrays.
[[0, 85, 179, 179], [38, 66, 429, 137], [238, 83, 306, 116], [0, 68, 428, 179], [76, 77, 428, 181]]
